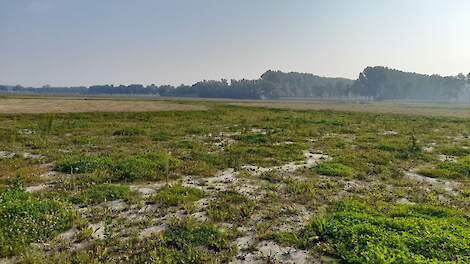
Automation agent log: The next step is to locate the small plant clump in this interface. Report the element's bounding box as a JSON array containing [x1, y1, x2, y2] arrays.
[[417, 155, 470, 179], [312, 162, 356, 177], [207, 191, 256, 223], [438, 146, 470, 156], [112, 127, 145, 136], [0, 189, 75, 257], [236, 133, 269, 144], [131, 218, 237, 263], [149, 184, 204, 206], [78, 184, 132, 205], [55, 152, 181, 182], [277, 199, 470, 263]]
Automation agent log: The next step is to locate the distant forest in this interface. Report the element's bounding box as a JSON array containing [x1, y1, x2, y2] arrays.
[[1, 67, 470, 101]]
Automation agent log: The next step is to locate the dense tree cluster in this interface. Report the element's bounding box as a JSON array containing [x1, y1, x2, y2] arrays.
[[260, 70, 353, 98], [1, 67, 469, 101], [352, 66, 470, 101]]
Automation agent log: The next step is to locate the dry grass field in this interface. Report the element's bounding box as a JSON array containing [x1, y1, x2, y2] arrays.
[[0, 97, 207, 114], [2, 96, 469, 119]]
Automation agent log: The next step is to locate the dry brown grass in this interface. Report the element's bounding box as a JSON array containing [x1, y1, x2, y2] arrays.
[[0, 97, 207, 114], [230, 101, 470, 118]]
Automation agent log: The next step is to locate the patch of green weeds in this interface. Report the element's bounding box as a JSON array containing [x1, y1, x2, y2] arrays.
[[151, 131, 171, 142], [79, 184, 132, 205], [438, 146, 470, 156], [112, 127, 145, 136], [132, 218, 236, 263], [55, 156, 114, 174], [312, 162, 355, 177], [0, 189, 75, 257], [149, 184, 204, 207], [236, 133, 269, 144], [55, 152, 181, 182], [282, 199, 470, 263], [417, 156, 470, 179], [207, 191, 256, 223]]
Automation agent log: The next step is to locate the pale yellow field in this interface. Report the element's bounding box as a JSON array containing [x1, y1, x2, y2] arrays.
[[0, 97, 207, 114], [1, 96, 469, 118]]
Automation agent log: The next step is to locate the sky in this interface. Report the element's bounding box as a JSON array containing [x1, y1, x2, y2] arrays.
[[1, 0, 469, 87]]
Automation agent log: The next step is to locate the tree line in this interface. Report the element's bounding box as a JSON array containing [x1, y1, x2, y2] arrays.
[[352, 66, 470, 101], [1, 67, 469, 101]]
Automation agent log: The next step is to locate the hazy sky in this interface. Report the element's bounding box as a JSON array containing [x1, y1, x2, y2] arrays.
[[1, 0, 469, 87]]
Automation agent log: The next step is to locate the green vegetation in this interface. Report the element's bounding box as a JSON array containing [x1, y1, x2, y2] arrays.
[[149, 184, 204, 206], [1, 100, 469, 262], [0, 189, 75, 257], [55, 155, 114, 174], [276, 199, 470, 263], [207, 191, 256, 223], [418, 156, 470, 179], [113, 127, 145, 136], [132, 219, 236, 263], [79, 184, 132, 205], [4, 67, 470, 101], [236, 133, 269, 144], [55, 152, 181, 181], [438, 146, 470, 156], [312, 162, 356, 177]]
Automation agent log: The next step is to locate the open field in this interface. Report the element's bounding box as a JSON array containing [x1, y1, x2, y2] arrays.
[[0, 97, 206, 114], [1, 95, 470, 118], [0, 97, 469, 263], [231, 101, 470, 118]]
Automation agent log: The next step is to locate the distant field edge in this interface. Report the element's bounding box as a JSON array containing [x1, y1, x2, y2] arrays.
[[0, 98, 207, 114]]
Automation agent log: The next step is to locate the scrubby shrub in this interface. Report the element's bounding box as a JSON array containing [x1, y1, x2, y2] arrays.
[[150, 184, 204, 206], [0, 189, 75, 257]]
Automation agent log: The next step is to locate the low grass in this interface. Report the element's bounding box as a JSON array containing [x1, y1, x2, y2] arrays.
[[112, 127, 145, 136], [275, 199, 470, 263], [78, 184, 132, 205], [312, 162, 356, 177], [131, 218, 236, 263], [207, 191, 256, 223], [438, 145, 470, 156], [55, 152, 182, 182], [236, 133, 269, 144], [0, 189, 75, 257], [417, 156, 470, 179], [149, 184, 204, 206]]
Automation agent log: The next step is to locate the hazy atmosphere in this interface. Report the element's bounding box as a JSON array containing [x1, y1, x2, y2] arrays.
[[1, 0, 469, 87]]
